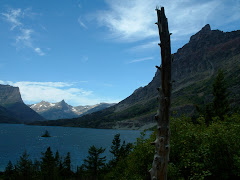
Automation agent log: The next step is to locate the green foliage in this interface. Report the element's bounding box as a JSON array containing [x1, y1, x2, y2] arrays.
[[62, 152, 72, 178], [105, 131, 155, 179], [105, 114, 240, 179], [83, 145, 106, 179], [4, 161, 14, 180], [40, 147, 56, 180], [3, 147, 75, 180], [171, 115, 240, 179], [109, 133, 132, 166], [212, 69, 230, 119], [196, 69, 230, 124], [15, 151, 33, 180]]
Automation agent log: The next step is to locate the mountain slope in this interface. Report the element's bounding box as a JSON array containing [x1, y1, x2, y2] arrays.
[[0, 84, 45, 123], [30, 100, 116, 120], [31, 100, 78, 120], [0, 105, 20, 123], [30, 25, 240, 129]]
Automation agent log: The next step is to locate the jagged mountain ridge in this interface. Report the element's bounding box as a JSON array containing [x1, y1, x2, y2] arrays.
[[30, 100, 116, 120], [0, 84, 45, 123], [30, 25, 240, 129]]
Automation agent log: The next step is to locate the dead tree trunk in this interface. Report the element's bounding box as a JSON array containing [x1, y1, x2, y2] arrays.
[[149, 7, 172, 180]]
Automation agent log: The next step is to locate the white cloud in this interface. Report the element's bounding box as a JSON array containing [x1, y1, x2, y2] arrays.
[[127, 57, 154, 64], [16, 28, 33, 48], [34, 47, 45, 56], [2, 7, 46, 56], [1, 8, 22, 30], [96, 0, 240, 43], [97, 0, 156, 42], [8, 81, 74, 88], [78, 17, 88, 29], [0, 80, 119, 106]]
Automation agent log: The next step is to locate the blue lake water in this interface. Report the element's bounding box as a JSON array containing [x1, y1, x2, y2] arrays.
[[0, 124, 151, 171]]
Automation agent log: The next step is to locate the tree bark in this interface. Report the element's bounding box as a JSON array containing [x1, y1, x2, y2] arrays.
[[149, 7, 172, 180]]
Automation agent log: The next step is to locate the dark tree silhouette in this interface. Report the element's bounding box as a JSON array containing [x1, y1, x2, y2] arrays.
[[83, 145, 106, 179], [212, 69, 229, 120], [15, 151, 33, 180], [110, 133, 132, 165], [40, 147, 55, 180]]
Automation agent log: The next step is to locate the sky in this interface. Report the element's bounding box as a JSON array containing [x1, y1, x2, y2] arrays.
[[0, 0, 239, 106]]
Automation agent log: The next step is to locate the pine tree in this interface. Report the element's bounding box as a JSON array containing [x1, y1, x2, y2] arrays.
[[40, 147, 56, 180], [110, 134, 121, 160], [212, 69, 229, 120], [196, 69, 230, 123], [32, 159, 41, 179], [109, 133, 132, 165], [15, 151, 33, 180], [54, 150, 60, 167], [63, 152, 72, 178], [5, 160, 14, 179], [83, 145, 106, 179]]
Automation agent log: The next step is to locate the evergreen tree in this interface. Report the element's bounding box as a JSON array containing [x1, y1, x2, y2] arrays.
[[40, 147, 56, 180], [109, 134, 132, 165], [76, 165, 85, 179], [15, 151, 33, 180], [204, 103, 214, 125], [196, 69, 230, 123], [54, 150, 60, 167], [83, 145, 106, 179], [32, 159, 41, 179], [110, 134, 121, 160], [63, 152, 72, 178], [212, 69, 229, 120], [4, 161, 14, 180]]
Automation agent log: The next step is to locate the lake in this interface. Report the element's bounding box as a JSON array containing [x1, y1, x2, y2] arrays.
[[0, 124, 151, 171]]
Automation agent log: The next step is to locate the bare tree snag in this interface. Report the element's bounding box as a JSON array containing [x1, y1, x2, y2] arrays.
[[150, 7, 172, 180]]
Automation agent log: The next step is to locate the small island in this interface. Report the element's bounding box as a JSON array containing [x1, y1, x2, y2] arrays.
[[41, 130, 51, 137]]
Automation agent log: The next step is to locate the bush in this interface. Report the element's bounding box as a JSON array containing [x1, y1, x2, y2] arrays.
[[106, 114, 240, 179]]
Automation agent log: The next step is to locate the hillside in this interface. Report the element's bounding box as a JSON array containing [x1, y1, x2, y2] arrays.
[[30, 24, 240, 129], [0, 84, 45, 123]]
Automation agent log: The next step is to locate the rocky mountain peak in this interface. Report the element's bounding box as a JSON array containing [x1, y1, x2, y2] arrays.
[[60, 99, 66, 104], [189, 24, 211, 43], [30, 100, 116, 120], [39, 100, 50, 105], [56, 99, 69, 108], [201, 24, 211, 32]]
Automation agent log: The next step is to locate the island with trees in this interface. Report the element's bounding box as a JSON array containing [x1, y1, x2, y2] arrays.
[[41, 130, 51, 138]]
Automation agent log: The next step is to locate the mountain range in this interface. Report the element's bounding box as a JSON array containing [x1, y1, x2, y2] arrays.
[[30, 100, 115, 120], [0, 84, 45, 123], [30, 24, 240, 129]]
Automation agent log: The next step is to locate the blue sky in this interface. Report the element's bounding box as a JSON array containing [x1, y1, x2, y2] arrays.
[[0, 0, 239, 106]]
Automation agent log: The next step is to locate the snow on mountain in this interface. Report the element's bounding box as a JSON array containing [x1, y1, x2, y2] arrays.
[[30, 100, 115, 120]]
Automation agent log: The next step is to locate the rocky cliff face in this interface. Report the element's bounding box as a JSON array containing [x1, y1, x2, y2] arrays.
[[0, 85, 23, 105], [31, 25, 240, 129], [0, 84, 45, 123]]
